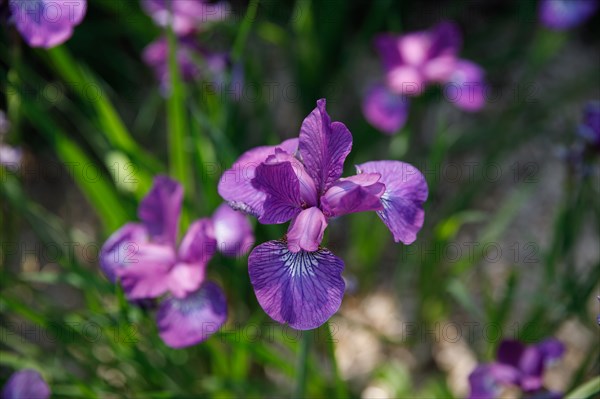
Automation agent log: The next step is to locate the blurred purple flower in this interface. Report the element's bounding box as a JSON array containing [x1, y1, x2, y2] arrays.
[[0, 111, 22, 171], [219, 99, 428, 329], [99, 176, 252, 347], [143, 36, 228, 95], [539, 0, 598, 30], [8, 0, 86, 48], [1, 369, 50, 399], [361, 84, 410, 134], [578, 100, 600, 149], [375, 22, 462, 96], [468, 338, 565, 399], [142, 0, 229, 36], [444, 60, 487, 112]]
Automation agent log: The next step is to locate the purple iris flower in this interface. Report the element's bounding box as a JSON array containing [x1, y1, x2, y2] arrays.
[[468, 339, 565, 399], [218, 99, 428, 330], [361, 84, 410, 134], [141, 0, 229, 36], [1, 369, 50, 399], [8, 0, 86, 48], [444, 60, 487, 112], [539, 0, 598, 30], [99, 176, 253, 347], [143, 36, 228, 95]]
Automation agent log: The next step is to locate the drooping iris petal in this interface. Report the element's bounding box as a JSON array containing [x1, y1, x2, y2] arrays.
[[298, 99, 353, 195], [356, 161, 428, 244], [444, 60, 486, 112], [117, 242, 176, 300], [248, 240, 345, 330], [539, 0, 598, 30], [98, 223, 148, 283], [468, 364, 520, 399], [138, 175, 183, 247], [286, 207, 328, 253], [178, 218, 216, 264], [142, 0, 229, 35], [1, 369, 50, 399], [211, 203, 255, 257], [320, 173, 385, 217], [218, 138, 298, 217], [252, 161, 303, 224], [156, 281, 228, 348], [362, 84, 410, 134], [9, 0, 87, 49]]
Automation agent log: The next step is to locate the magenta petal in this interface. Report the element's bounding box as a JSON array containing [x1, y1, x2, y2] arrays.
[[117, 243, 176, 300], [252, 161, 303, 224], [156, 282, 228, 348], [356, 161, 428, 244], [138, 175, 183, 247], [9, 0, 87, 49], [248, 240, 345, 330], [99, 223, 148, 283], [468, 364, 520, 399], [445, 59, 486, 112], [1, 369, 50, 399], [218, 138, 298, 217], [362, 84, 410, 134], [178, 218, 216, 264], [286, 207, 328, 253], [211, 203, 255, 257], [321, 174, 385, 217], [298, 99, 353, 194], [142, 0, 229, 35]]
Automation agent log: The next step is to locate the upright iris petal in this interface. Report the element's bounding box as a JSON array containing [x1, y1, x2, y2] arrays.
[[9, 0, 87, 49], [138, 175, 183, 247], [156, 281, 228, 348], [211, 203, 254, 257], [357, 161, 428, 244], [248, 240, 345, 330], [298, 99, 353, 195], [218, 138, 298, 217], [539, 0, 598, 30], [362, 84, 410, 134], [1, 369, 50, 399]]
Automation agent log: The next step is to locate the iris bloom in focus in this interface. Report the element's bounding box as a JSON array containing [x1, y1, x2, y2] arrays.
[[7, 0, 87, 48], [539, 0, 598, 30], [142, 0, 229, 36], [219, 99, 428, 330], [468, 339, 564, 399], [1, 369, 50, 399], [363, 22, 487, 134], [99, 176, 254, 348]]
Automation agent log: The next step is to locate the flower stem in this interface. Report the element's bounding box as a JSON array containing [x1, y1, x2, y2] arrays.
[[294, 330, 311, 398]]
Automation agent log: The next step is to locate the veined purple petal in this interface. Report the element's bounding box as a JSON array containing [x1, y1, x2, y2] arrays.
[[9, 0, 87, 49], [99, 223, 148, 283], [178, 218, 216, 265], [320, 173, 385, 217], [211, 203, 255, 257], [264, 150, 318, 206], [252, 161, 303, 224], [468, 364, 520, 399], [286, 207, 328, 253], [138, 175, 183, 247], [539, 0, 598, 30], [298, 99, 353, 195], [362, 84, 410, 134], [356, 161, 428, 244], [445, 60, 486, 111], [218, 138, 298, 217], [142, 0, 229, 35], [1, 369, 50, 399], [117, 242, 176, 300], [248, 240, 345, 330], [156, 281, 228, 348]]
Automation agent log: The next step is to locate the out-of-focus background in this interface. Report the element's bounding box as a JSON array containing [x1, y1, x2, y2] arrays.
[[1, 0, 599, 397]]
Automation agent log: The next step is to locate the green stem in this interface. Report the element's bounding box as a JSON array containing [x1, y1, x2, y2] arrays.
[[324, 322, 347, 398], [232, 0, 260, 61], [294, 330, 311, 399]]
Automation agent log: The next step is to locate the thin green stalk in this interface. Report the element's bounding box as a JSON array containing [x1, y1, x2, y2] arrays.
[[294, 330, 311, 399], [324, 322, 348, 398], [232, 0, 261, 62]]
